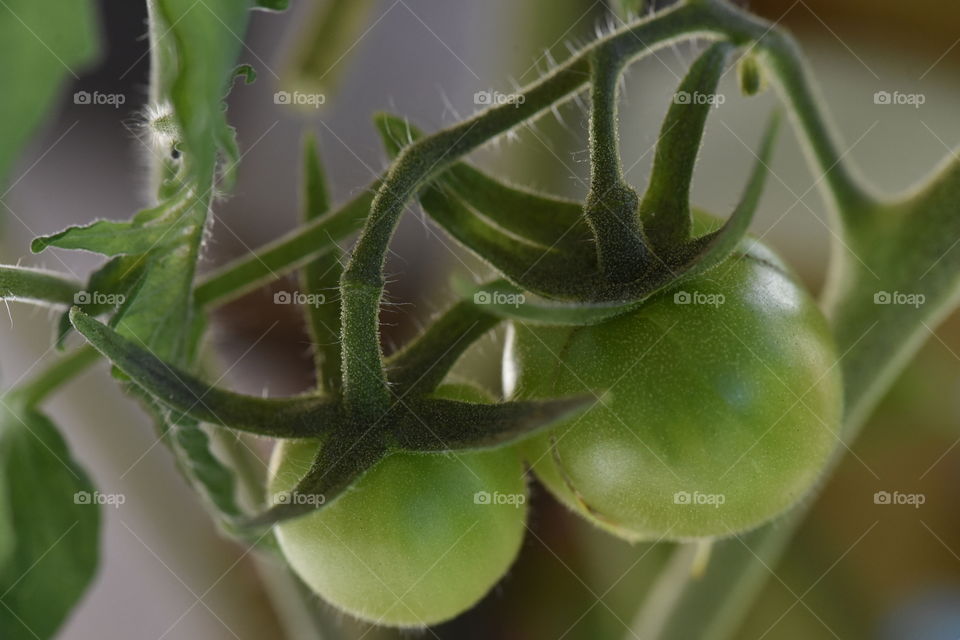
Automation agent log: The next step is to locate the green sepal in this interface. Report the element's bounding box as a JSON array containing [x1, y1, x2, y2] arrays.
[[667, 110, 781, 277], [385, 298, 500, 396], [392, 395, 594, 451], [70, 308, 335, 439], [376, 113, 591, 251], [453, 278, 645, 326], [245, 430, 386, 529], [639, 41, 736, 252], [374, 113, 596, 299]]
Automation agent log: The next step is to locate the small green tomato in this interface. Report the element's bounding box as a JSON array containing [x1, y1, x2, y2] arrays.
[[505, 240, 842, 541], [267, 384, 528, 628]]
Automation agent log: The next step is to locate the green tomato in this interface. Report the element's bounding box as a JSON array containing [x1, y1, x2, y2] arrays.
[[267, 384, 528, 628], [504, 239, 842, 541]]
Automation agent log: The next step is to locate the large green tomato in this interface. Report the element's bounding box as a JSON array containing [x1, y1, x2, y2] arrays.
[[504, 239, 842, 541], [268, 385, 528, 628]]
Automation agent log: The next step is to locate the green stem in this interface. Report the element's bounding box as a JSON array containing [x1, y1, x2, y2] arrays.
[[193, 183, 376, 308], [583, 45, 646, 282], [0, 265, 82, 306], [337, 0, 705, 413], [693, 0, 878, 216], [8, 346, 100, 407]]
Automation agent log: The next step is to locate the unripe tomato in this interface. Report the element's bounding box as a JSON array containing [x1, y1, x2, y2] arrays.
[[268, 384, 528, 627], [504, 239, 842, 541]]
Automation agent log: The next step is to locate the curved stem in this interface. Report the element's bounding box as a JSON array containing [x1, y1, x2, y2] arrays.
[[8, 346, 100, 407], [693, 0, 878, 217], [337, 0, 703, 413]]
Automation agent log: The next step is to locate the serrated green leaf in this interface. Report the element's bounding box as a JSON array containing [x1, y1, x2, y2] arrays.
[[0, 401, 99, 640], [32, 217, 179, 256], [150, 0, 256, 183], [54, 255, 148, 350], [34, 190, 205, 363], [0, 0, 98, 184]]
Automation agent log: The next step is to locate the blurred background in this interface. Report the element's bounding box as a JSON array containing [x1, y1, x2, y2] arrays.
[[2, 0, 960, 638]]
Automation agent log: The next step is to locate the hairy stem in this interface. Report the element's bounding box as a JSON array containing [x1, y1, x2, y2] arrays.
[[0, 265, 82, 306], [337, 0, 705, 414], [583, 45, 646, 281]]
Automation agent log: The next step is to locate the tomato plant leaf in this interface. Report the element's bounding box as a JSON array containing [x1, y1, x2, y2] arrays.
[[0, 0, 98, 184], [149, 0, 259, 184], [0, 401, 99, 640], [53, 255, 148, 350]]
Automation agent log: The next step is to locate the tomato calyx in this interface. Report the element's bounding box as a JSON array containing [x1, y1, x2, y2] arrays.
[[376, 41, 779, 309], [69, 306, 589, 528]]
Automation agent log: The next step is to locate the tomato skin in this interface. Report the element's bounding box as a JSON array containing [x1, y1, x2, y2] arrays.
[[504, 240, 843, 541], [268, 385, 528, 628]]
